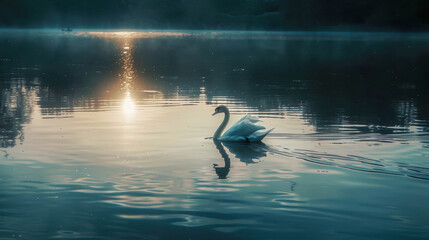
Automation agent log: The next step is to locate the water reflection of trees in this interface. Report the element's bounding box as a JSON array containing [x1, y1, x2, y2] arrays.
[[0, 79, 35, 147], [129, 37, 429, 128], [1, 34, 428, 147]]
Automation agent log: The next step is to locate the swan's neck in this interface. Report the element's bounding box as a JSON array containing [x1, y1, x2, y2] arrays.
[[213, 109, 230, 139]]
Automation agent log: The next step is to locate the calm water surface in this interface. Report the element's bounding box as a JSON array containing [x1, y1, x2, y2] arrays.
[[1, 30, 429, 239]]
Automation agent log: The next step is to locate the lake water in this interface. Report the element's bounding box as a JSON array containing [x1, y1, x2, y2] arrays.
[[1, 30, 429, 239]]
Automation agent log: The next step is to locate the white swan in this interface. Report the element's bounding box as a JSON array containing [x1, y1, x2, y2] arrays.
[[212, 105, 273, 142]]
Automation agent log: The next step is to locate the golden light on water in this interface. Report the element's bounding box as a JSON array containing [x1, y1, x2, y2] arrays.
[[122, 92, 135, 118], [119, 39, 136, 120]]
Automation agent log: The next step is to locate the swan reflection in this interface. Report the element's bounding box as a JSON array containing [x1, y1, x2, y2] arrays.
[[213, 140, 231, 179], [212, 139, 269, 179], [222, 141, 268, 164]]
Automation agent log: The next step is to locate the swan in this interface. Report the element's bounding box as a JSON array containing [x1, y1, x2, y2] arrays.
[[212, 105, 273, 142]]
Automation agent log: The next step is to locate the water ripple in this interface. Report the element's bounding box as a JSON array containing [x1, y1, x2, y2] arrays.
[[268, 146, 429, 180]]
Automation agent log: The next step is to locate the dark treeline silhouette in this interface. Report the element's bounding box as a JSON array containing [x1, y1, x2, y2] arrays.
[[1, 0, 428, 31]]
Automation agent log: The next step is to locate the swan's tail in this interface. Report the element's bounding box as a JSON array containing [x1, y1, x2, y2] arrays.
[[247, 128, 274, 142]]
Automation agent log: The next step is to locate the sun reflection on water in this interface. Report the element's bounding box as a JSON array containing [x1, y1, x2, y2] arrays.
[[122, 92, 135, 118], [119, 39, 136, 120]]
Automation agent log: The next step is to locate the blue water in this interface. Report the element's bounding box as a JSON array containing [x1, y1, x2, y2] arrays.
[[0, 30, 429, 239]]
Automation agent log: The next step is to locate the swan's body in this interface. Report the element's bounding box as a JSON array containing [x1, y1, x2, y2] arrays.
[[212, 105, 273, 142]]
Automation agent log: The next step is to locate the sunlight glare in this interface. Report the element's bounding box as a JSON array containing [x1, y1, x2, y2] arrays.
[[120, 39, 136, 120], [122, 92, 135, 118]]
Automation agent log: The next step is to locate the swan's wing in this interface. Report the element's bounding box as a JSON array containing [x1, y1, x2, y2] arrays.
[[247, 128, 274, 142], [236, 114, 261, 124], [221, 118, 266, 140]]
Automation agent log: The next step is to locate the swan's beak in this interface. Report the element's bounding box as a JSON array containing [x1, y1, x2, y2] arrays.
[[212, 111, 218, 116]]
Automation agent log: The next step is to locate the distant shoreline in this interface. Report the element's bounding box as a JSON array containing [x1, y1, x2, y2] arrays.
[[1, 27, 429, 33], [1, 28, 428, 41]]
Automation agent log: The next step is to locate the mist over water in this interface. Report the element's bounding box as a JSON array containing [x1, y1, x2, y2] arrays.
[[0, 30, 429, 239]]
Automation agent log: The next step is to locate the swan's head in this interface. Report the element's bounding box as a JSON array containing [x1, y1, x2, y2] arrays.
[[212, 105, 228, 116]]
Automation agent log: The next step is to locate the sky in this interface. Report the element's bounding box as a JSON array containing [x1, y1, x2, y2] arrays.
[[1, 0, 428, 31]]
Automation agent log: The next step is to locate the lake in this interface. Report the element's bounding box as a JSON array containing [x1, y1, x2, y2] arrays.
[[0, 29, 429, 239]]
